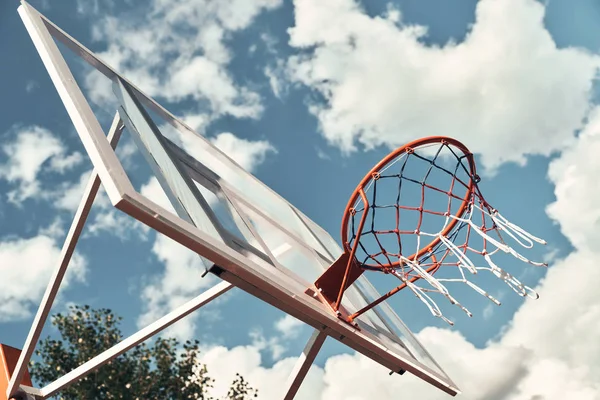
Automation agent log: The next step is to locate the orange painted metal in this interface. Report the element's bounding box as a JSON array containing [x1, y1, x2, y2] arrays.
[[0, 344, 33, 400], [313, 136, 479, 320], [347, 254, 441, 321], [340, 136, 477, 269], [314, 252, 365, 310]]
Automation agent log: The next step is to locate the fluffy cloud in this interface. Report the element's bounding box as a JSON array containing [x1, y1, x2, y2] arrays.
[[53, 170, 94, 212], [138, 131, 275, 209], [264, 59, 289, 100], [0, 233, 87, 322], [502, 107, 600, 375], [546, 106, 600, 252], [200, 344, 325, 400], [137, 234, 219, 340], [287, 0, 600, 172], [0, 126, 82, 204], [49, 168, 148, 240], [275, 314, 304, 339], [86, 0, 282, 122], [244, 315, 307, 362], [210, 132, 276, 171], [86, 208, 151, 241]]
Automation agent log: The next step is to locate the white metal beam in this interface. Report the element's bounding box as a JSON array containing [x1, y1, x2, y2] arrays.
[[18, 2, 133, 204], [6, 114, 124, 400], [13, 384, 42, 400], [283, 329, 327, 400], [40, 281, 233, 399]]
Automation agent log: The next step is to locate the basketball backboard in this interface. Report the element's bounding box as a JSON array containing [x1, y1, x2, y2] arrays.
[[3, 2, 459, 398]]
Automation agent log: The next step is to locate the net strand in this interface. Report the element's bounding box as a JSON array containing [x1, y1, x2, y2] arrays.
[[347, 141, 547, 325]]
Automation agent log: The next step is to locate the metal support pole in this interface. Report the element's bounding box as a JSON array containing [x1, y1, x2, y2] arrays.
[[6, 115, 124, 400], [283, 329, 327, 400]]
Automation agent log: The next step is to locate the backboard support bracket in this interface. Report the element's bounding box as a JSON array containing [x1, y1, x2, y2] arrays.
[[312, 253, 364, 326]]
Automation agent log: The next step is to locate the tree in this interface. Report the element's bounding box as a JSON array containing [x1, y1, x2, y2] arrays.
[[29, 305, 258, 399]]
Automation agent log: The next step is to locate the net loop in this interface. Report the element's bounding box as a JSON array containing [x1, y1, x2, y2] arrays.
[[436, 263, 502, 306], [391, 269, 455, 326], [482, 254, 539, 299], [491, 211, 547, 247], [437, 234, 477, 274], [340, 136, 547, 325]]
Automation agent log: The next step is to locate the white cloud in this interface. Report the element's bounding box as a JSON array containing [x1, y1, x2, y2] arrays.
[[197, 344, 325, 400], [287, 0, 600, 172], [546, 106, 600, 252], [137, 234, 219, 340], [25, 80, 38, 93], [264, 59, 289, 99], [316, 147, 332, 160], [182, 114, 211, 135], [49, 152, 84, 173], [140, 175, 175, 213], [249, 329, 287, 361], [239, 315, 306, 363], [86, 209, 150, 241], [259, 31, 288, 99], [0, 126, 82, 204], [140, 129, 276, 202], [315, 329, 532, 400], [165, 56, 263, 119], [501, 107, 600, 375], [0, 233, 87, 322], [75, 0, 115, 16], [86, 0, 282, 120], [210, 132, 276, 171], [53, 170, 93, 212], [38, 217, 65, 240], [275, 314, 304, 339], [115, 136, 139, 166], [261, 32, 279, 55]]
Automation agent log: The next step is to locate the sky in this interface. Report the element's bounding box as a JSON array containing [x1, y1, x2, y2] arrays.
[[1, 0, 600, 399]]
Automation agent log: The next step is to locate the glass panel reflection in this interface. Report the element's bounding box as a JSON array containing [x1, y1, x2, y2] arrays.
[[237, 202, 325, 284]]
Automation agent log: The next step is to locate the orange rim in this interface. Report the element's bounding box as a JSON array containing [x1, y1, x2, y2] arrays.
[[341, 136, 477, 270]]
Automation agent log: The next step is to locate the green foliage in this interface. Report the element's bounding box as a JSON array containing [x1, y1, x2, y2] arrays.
[[29, 305, 257, 399], [226, 374, 258, 400]]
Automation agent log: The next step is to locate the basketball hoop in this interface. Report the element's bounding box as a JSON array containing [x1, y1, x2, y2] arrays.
[[314, 136, 547, 325]]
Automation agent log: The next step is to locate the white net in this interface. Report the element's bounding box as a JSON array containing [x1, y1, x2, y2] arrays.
[[345, 139, 547, 325]]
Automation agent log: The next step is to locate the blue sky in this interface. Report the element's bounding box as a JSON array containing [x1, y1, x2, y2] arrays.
[[2, 0, 600, 399]]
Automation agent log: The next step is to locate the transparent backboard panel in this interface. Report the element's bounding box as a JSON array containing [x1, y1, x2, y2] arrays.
[[119, 82, 452, 382], [138, 104, 332, 258], [21, 2, 458, 394], [192, 180, 262, 250], [235, 202, 327, 284], [294, 208, 343, 262]]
